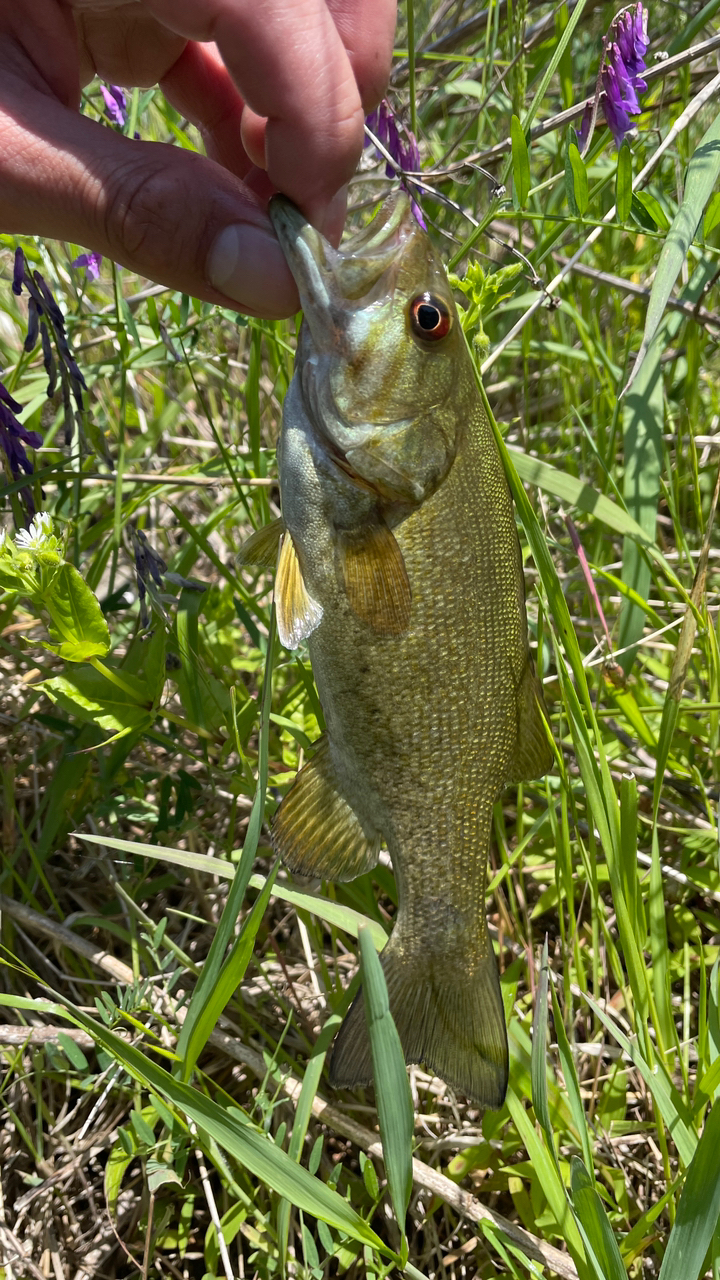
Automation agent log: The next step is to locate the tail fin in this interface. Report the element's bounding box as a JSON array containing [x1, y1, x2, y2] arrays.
[[328, 934, 508, 1109]]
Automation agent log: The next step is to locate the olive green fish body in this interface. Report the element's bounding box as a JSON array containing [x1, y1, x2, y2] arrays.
[[266, 195, 551, 1107]]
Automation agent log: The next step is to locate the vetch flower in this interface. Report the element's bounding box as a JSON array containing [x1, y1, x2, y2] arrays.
[[101, 84, 127, 128], [130, 527, 168, 629], [72, 252, 103, 280], [364, 100, 427, 228], [13, 250, 88, 447], [0, 376, 41, 519], [577, 3, 649, 152]]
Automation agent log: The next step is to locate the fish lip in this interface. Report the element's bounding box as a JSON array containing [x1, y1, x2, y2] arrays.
[[269, 196, 341, 347], [269, 193, 417, 349]]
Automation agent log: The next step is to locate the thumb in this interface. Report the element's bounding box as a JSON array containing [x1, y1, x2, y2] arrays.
[[0, 71, 300, 318]]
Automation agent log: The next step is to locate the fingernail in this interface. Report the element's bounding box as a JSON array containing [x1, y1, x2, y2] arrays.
[[207, 223, 299, 316]]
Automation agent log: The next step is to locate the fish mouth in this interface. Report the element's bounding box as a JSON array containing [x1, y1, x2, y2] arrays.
[[269, 193, 418, 349]]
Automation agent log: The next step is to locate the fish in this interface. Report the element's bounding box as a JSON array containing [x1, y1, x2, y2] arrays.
[[247, 192, 552, 1108]]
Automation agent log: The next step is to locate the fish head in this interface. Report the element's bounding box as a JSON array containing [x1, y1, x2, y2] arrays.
[[270, 193, 467, 506]]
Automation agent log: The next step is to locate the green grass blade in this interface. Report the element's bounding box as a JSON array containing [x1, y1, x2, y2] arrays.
[[176, 612, 276, 1077], [54, 1001, 393, 1256], [570, 1157, 626, 1280], [583, 993, 696, 1166], [76, 833, 389, 950], [360, 927, 414, 1241], [627, 106, 720, 394], [531, 937, 554, 1147], [658, 1099, 720, 1280], [550, 983, 594, 1174]]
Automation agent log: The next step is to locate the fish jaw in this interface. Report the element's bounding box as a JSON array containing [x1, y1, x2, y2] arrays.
[[269, 194, 465, 507]]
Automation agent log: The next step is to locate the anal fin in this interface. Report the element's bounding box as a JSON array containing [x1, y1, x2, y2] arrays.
[[338, 518, 411, 637], [272, 737, 381, 882], [506, 655, 554, 784], [275, 531, 323, 650]]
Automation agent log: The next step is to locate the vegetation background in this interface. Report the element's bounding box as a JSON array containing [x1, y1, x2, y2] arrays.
[[1, 0, 720, 1276]]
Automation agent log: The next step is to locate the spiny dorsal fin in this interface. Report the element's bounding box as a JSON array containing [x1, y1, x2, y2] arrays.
[[272, 736, 381, 881], [275, 531, 323, 650], [506, 656, 554, 785], [237, 517, 284, 569], [338, 519, 411, 637]]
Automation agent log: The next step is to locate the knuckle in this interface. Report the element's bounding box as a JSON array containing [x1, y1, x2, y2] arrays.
[[101, 154, 197, 270]]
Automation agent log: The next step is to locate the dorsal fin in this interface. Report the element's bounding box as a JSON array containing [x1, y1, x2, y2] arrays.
[[338, 519, 411, 637], [506, 656, 554, 784], [237, 517, 284, 569], [275, 532, 323, 650]]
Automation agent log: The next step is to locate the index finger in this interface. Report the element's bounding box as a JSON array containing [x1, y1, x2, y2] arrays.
[[145, 0, 395, 223]]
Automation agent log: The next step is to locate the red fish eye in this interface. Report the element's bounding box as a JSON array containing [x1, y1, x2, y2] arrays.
[[409, 293, 452, 342]]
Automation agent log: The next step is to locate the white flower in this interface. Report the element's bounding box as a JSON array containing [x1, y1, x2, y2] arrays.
[[0, 529, 7, 553], [15, 511, 53, 551]]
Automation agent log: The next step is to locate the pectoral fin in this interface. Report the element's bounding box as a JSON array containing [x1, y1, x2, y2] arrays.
[[237, 517, 284, 569], [506, 656, 554, 784], [275, 532, 323, 650], [272, 736, 381, 881], [338, 519, 411, 637]]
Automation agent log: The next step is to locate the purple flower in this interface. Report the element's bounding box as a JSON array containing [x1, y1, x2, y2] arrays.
[[602, 3, 649, 147], [13, 249, 88, 446], [364, 100, 426, 228], [577, 3, 649, 152], [101, 84, 127, 128], [602, 62, 633, 147], [0, 378, 42, 519], [130, 527, 168, 628], [72, 252, 103, 280]]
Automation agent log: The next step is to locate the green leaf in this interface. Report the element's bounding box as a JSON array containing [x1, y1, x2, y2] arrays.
[[628, 106, 720, 393], [131, 1108, 156, 1147], [43, 562, 110, 661], [505, 1089, 586, 1263], [567, 142, 589, 216], [616, 142, 632, 222], [704, 190, 720, 237], [631, 189, 671, 233], [105, 1143, 134, 1215], [658, 1100, 720, 1280], [38, 668, 152, 736], [146, 1158, 183, 1194], [360, 928, 414, 1233], [570, 1158, 626, 1280], [57, 1032, 89, 1070], [511, 115, 530, 207]]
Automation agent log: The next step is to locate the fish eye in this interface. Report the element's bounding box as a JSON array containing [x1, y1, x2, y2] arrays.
[[409, 293, 452, 342]]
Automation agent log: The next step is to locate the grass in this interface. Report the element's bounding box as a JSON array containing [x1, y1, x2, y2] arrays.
[[1, 1, 720, 1276]]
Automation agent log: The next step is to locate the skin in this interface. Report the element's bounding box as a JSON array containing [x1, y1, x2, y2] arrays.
[[0, 0, 397, 316]]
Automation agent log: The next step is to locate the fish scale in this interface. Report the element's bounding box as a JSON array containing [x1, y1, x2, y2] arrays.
[[261, 191, 552, 1107]]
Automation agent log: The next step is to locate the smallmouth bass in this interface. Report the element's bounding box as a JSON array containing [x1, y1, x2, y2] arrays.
[[248, 193, 551, 1108]]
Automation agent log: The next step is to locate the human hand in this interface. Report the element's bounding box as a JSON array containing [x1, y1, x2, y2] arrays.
[[0, 0, 396, 317]]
